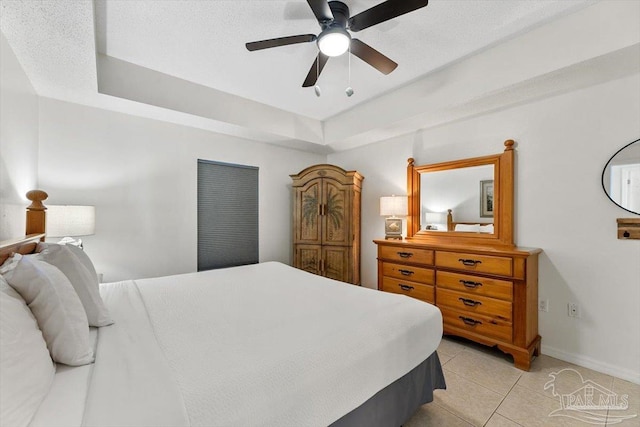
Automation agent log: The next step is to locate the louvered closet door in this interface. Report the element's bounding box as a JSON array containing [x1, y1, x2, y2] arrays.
[[197, 160, 258, 271]]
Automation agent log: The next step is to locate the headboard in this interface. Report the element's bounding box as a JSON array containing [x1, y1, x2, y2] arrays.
[[0, 190, 48, 265]]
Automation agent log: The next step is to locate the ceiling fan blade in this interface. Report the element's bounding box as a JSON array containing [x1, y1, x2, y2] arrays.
[[306, 0, 333, 24], [348, 0, 429, 32], [350, 39, 397, 75], [302, 53, 329, 87], [246, 34, 317, 51]]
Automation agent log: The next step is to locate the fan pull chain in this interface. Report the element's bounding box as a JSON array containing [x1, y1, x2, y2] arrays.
[[346, 45, 354, 97], [314, 55, 321, 97]]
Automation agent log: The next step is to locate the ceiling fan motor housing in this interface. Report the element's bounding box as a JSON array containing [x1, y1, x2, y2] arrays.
[[325, 1, 350, 29], [317, 2, 352, 57]]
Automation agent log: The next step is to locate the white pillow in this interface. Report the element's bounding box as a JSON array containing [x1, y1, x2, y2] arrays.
[[38, 242, 98, 280], [37, 243, 113, 327], [479, 223, 494, 233], [454, 223, 480, 232], [1, 254, 94, 366], [0, 275, 55, 427]]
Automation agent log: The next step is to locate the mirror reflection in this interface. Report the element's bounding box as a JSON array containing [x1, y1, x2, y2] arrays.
[[602, 139, 640, 215], [420, 164, 494, 233]]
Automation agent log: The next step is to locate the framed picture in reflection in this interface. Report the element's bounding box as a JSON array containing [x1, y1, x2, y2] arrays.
[[480, 180, 494, 218]]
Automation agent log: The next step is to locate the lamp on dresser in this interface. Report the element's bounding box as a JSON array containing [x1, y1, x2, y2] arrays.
[[46, 205, 96, 248], [380, 195, 408, 240]]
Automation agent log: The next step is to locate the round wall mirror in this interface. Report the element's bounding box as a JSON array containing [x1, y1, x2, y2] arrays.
[[602, 138, 640, 215]]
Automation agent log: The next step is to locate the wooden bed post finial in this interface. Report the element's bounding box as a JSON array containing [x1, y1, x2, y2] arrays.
[[26, 190, 48, 211], [504, 140, 515, 151], [25, 190, 48, 238]]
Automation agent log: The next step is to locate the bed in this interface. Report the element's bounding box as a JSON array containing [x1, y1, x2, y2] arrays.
[[1, 190, 445, 427]]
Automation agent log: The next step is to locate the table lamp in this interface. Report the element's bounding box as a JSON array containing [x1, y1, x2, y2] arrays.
[[46, 205, 95, 248], [380, 195, 408, 240]]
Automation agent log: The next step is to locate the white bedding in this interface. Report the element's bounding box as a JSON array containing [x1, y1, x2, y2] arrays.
[[30, 329, 98, 427], [32, 262, 442, 427]]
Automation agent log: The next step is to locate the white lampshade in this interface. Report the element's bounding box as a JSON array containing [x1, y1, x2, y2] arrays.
[[46, 205, 96, 237], [380, 196, 408, 217]]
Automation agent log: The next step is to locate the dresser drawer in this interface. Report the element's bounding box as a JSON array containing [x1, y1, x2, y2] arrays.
[[436, 251, 513, 277], [382, 277, 434, 304], [441, 307, 513, 342], [436, 271, 513, 301], [379, 246, 434, 265], [382, 263, 435, 285], [437, 288, 512, 321]]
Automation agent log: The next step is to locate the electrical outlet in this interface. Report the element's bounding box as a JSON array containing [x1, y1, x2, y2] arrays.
[[568, 302, 580, 318], [538, 299, 549, 312]]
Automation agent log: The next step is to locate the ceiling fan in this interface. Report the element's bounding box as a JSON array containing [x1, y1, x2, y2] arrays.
[[245, 0, 429, 88]]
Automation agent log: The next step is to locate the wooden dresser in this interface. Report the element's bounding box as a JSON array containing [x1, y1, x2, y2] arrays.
[[376, 239, 541, 370], [378, 140, 542, 370]]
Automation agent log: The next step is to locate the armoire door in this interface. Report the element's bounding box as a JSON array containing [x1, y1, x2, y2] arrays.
[[320, 179, 351, 246], [323, 246, 351, 282], [293, 179, 322, 245], [294, 245, 322, 276]]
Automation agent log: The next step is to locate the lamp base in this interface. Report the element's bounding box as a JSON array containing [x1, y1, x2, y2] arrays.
[[384, 217, 403, 240]]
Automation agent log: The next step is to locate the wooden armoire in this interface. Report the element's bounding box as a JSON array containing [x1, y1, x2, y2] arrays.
[[290, 164, 363, 284]]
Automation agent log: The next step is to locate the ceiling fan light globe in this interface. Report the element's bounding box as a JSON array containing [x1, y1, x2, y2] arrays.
[[317, 28, 351, 57]]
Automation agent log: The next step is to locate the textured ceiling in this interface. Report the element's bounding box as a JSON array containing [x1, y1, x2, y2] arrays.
[[0, 0, 604, 151], [93, 0, 593, 120]]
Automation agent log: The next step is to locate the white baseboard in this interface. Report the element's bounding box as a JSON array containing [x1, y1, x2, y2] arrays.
[[541, 344, 640, 385]]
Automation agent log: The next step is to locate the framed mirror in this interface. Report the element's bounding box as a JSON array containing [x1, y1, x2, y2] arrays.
[[602, 138, 640, 215], [407, 140, 515, 247]]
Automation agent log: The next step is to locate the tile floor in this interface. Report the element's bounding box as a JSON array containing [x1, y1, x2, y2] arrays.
[[405, 337, 640, 426]]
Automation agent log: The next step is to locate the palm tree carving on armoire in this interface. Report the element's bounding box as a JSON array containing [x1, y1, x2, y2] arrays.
[[325, 188, 344, 234], [302, 188, 319, 227], [302, 187, 343, 231]]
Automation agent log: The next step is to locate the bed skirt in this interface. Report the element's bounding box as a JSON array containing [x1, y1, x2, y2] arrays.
[[331, 351, 446, 427]]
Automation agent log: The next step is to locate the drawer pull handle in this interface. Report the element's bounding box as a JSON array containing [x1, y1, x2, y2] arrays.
[[458, 258, 482, 267], [459, 280, 483, 289], [397, 252, 413, 258], [399, 284, 414, 291], [459, 297, 482, 307], [398, 269, 414, 276], [459, 316, 482, 326]]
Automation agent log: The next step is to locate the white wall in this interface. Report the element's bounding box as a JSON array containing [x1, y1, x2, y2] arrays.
[[37, 98, 324, 282], [328, 73, 640, 383], [0, 33, 39, 239]]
